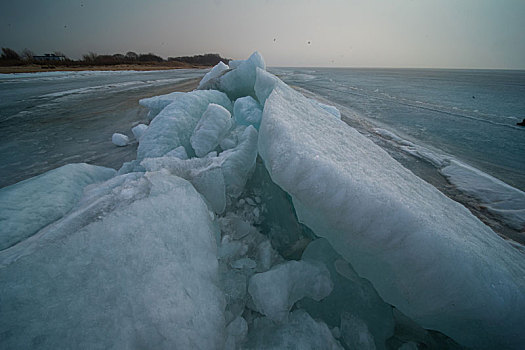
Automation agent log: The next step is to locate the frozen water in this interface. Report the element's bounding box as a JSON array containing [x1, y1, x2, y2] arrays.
[[218, 51, 266, 100], [164, 145, 189, 159], [258, 78, 525, 349], [315, 101, 341, 119], [198, 61, 230, 89], [233, 96, 263, 129], [0, 163, 115, 251], [138, 89, 231, 159], [219, 125, 248, 151], [224, 316, 248, 350], [0, 172, 225, 349], [220, 125, 258, 198], [248, 260, 333, 322], [442, 160, 525, 230], [190, 103, 232, 157], [131, 123, 148, 140], [245, 310, 343, 350], [111, 132, 129, 146]]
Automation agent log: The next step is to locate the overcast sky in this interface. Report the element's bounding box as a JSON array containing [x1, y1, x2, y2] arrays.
[[1, 0, 524, 69]]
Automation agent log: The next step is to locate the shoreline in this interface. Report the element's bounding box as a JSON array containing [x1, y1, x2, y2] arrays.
[[0, 63, 211, 74]]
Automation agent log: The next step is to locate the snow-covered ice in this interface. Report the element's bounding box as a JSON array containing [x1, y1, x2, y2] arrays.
[[191, 103, 232, 157], [131, 123, 148, 140]]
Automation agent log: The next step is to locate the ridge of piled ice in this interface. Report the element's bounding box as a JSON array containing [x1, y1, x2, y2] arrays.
[[217, 52, 266, 100], [0, 163, 115, 251], [233, 96, 263, 129], [0, 172, 226, 349], [191, 103, 232, 157], [257, 79, 525, 349], [164, 145, 189, 159], [248, 260, 333, 322], [198, 61, 230, 89], [137, 89, 231, 160], [245, 310, 343, 350]]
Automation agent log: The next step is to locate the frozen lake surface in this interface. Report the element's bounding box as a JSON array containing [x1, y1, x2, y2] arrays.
[[0, 69, 205, 188]]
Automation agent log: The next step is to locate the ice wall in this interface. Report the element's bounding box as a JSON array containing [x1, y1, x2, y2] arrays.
[[257, 78, 525, 349]]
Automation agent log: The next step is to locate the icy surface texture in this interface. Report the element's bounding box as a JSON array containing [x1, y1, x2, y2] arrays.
[[198, 61, 230, 89], [315, 101, 341, 119], [139, 91, 184, 120], [190, 103, 232, 157], [131, 123, 148, 140], [245, 310, 343, 350], [0, 172, 226, 349], [257, 80, 525, 349], [301, 238, 394, 350], [111, 132, 129, 146], [248, 259, 333, 322], [0, 163, 115, 251], [442, 160, 525, 230], [218, 51, 266, 100], [254, 67, 287, 105], [233, 96, 263, 129], [164, 145, 189, 159], [138, 89, 231, 160]]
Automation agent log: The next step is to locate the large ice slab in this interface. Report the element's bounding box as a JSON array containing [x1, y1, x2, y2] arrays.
[[0, 172, 225, 349], [138, 89, 232, 160], [0, 163, 115, 251], [257, 80, 525, 349]]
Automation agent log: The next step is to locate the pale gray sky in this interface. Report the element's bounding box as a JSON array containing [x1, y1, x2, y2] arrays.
[[1, 0, 524, 69]]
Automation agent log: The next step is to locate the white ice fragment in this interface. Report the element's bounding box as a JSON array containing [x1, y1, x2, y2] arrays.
[[218, 51, 266, 100], [248, 260, 333, 322], [219, 125, 247, 151], [340, 313, 376, 350], [111, 133, 129, 146], [233, 96, 263, 129], [198, 61, 230, 89], [164, 145, 188, 159], [254, 196, 261, 203], [246, 310, 343, 349], [258, 79, 525, 349], [0, 163, 115, 251], [190, 103, 232, 158], [131, 123, 148, 140], [254, 67, 286, 106], [245, 197, 256, 206]]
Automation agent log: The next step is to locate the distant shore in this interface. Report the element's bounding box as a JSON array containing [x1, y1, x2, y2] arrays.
[[0, 63, 211, 74]]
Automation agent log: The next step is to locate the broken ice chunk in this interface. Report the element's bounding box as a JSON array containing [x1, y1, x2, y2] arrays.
[[164, 146, 188, 160], [198, 61, 230, 89], [219, 51, 266, 100], [111, 133, 129, 146], [248, 260, 333, 322], [224, 316, 248, 350], [233, 96, 263, 129], [340, 312, 377, 350], [190, 103, 232, 157], [131, 123, 148, 140], [231, 257, 257, 270]]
